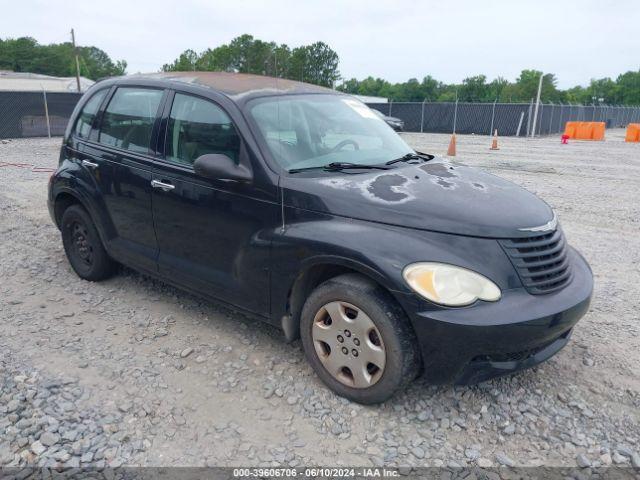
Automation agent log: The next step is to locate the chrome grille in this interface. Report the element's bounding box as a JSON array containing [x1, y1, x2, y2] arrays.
[[500, 229, 572, 294]]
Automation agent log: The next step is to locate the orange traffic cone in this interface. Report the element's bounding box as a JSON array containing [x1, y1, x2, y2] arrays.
[[447, 134, 457, 156], [490, 129, 499, 150]]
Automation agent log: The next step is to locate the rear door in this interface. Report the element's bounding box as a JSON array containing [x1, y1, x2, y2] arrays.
[[90, 86, 166, 272], [150, 91, 277, 315], [65, 87, 111, 210]]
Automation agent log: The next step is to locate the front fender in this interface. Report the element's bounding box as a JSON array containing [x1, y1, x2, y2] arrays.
[[270, 208, 520, 329], [295, 254, 395, 292]]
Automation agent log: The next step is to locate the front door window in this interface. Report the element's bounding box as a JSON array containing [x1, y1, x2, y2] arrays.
[[165, 93, 241, 166]]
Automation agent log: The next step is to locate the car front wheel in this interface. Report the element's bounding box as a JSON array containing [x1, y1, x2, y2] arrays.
[[300, 273, 420, 404]]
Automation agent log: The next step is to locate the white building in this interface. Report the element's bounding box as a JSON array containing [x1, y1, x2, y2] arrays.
[[0, 71, 94, 92]]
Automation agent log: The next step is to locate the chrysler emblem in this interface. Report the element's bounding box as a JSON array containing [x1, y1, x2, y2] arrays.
[[519, 212, 557, 232]]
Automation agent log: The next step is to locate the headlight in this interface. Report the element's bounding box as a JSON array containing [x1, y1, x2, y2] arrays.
[[403, 262, 501, 306]]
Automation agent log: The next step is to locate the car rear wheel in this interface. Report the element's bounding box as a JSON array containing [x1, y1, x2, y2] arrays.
[[300, 273, 420, 404], [61, 205, 116, 281]]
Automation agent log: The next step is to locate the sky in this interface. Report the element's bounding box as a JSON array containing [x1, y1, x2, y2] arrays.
[[1, 0, 638, 88]]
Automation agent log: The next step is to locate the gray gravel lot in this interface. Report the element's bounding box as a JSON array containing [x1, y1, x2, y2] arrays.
[[0, 131, 639, 471]]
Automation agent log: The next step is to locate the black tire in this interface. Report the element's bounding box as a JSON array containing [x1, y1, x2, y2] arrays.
[[300, 273, 421, 404], [61, 204, 116, 281]]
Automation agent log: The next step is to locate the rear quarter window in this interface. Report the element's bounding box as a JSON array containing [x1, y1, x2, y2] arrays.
[[73, 89, 108, 139], [98, 87, 163, 154]]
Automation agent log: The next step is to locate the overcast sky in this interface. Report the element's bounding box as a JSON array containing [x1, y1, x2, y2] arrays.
[[2, 0, 638, 88]]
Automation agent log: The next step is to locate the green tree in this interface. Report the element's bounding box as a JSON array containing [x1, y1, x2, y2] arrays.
[[511, 70, 563, 102], [335, 68, 640, 105], [79, 46, 126, 78], [270, 44, 292, 78], [488, 76, 509, 101], [336, 77, 360, 94], [0, 36, 126, 79], [459, 75, 490, 102], [395, 78, 425, 101], [162, 49, 198, 71], [163, 35, 339, 88], [615, 70, 640, 105], [196, 45, 234, 71], [564, 85, 587, 104], [436, 84, 459, 102], [226, 34, 273, 74], [288, 42, 339, 87], [350, 77, 392, 97], [420, 75, 441, 101], [585, 78, 619, 104]]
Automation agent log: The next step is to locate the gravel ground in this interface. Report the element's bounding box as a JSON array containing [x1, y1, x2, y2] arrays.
[[0, 131, 639, 472]]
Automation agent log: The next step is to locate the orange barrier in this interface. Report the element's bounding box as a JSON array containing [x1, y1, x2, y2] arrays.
[[625, 123, 640, 142], [564, 121, 605, 141]]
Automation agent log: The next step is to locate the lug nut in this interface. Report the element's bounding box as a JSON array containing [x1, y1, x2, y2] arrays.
[[352, 349, 358, 357], [337, 335, 344, 343], [342, 347, 348, 355], [353, 338, 360, 346], [344, 330, 351, 337]]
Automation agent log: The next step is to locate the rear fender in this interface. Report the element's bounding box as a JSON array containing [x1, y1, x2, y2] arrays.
[[49, 160, 116, 246]]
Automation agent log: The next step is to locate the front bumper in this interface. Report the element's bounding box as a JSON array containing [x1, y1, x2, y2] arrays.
[[395, 247, 593, 384]]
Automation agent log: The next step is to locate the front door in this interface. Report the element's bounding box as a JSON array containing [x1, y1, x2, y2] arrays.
[[150, 92, 277, 315]]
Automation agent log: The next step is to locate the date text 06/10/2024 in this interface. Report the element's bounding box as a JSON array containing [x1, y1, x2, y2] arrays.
[[232, 468, 400, 478]]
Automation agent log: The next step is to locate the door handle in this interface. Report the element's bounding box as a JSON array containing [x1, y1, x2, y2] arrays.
[[82, 160, 99, 169], [151, 179, 175, 192]]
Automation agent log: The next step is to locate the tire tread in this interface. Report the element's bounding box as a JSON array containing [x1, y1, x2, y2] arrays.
[[61, 204, 116, 281]]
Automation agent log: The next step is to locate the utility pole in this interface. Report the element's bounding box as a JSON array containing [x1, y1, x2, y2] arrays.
[[452, 90, 458, 134], [530, 72, 544, 138], [71, 29, 81, 92]]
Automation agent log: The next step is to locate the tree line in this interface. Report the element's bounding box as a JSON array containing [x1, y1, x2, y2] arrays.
[[0, 37, 126, 80], [1, 34, 638, 105], [162, 34, 340, 88], [337, 70, 640, 105]]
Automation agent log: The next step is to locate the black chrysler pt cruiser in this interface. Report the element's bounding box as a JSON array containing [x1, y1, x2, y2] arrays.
[[48, 72, 593, 404]]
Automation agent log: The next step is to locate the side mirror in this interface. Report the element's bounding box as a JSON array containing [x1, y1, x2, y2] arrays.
[[193, 153, 252, 183]]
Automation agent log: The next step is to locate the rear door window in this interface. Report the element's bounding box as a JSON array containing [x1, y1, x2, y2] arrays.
[[73, 88, 108, 139], [165, 93, 240, 166], [98, 87, 163, 154]]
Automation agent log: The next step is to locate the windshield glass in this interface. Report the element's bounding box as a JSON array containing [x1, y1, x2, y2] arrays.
[[248, 95, 413, 171]]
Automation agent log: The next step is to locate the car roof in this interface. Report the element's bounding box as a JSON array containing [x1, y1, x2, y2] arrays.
[[112, 72, 337, 102]]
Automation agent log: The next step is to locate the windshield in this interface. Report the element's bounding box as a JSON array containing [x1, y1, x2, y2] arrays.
[[248, 94, 413, 171]]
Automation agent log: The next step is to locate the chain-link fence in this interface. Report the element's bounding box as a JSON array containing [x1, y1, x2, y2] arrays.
[[0, 91, 83, 139], [2, 91, 640, 140], [367, 101, 640, 136]]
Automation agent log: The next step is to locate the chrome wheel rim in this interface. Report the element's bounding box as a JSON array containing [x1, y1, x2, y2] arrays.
[[311, 301, 386, 388]]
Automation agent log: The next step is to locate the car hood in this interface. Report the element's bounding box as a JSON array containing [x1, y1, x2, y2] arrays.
[[281, 158, 555, 239]]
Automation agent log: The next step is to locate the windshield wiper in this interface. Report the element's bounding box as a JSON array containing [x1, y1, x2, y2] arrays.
[[385, 152, 434, 165], [289, 162, 391, 174]]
